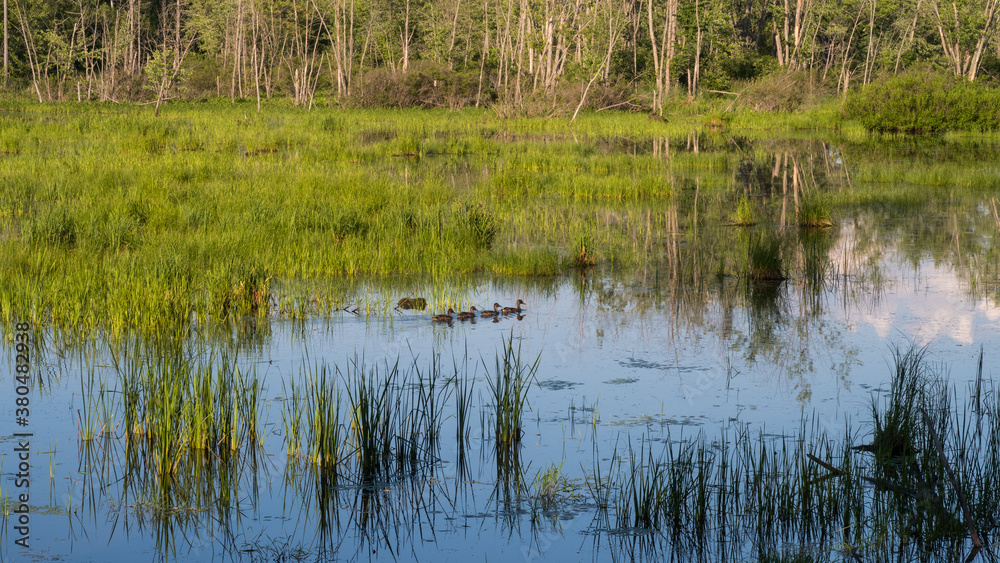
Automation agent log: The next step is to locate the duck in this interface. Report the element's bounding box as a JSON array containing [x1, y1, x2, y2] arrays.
[[396, 297, 427, 310], [431, 308, 456, 322], [456, 306, 479, 320], [480, 303, 501, 318], [502, 299, 526, 314]]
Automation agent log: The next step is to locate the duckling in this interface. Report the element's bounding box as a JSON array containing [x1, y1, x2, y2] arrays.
[[456, 306, 479, 320], [502, 299, 526, 314], [431, 308, 456, 322], [480, 303, 501, 318]]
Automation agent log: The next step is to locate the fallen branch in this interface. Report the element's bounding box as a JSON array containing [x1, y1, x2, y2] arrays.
[[920, 407, 983, 548], [595, 100, 642, 112], [807, 453, 845, 476]]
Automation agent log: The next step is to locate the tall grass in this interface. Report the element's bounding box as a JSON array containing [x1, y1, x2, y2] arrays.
[[581, 344, 1000, 560], [105, 343, 262, 477], [67, 331, 1000, 561], [4, 104, 997, 336], [281, 351, 455, 482], [486, 333, 538, 451]]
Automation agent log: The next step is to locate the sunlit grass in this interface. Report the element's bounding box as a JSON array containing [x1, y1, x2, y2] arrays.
[[2, 103, 998, 336]]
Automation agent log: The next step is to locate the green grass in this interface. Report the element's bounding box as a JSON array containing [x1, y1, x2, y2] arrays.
[[486, 333, 538, 452], [2, 103, 999, 336], [280, 350, 456, 482]]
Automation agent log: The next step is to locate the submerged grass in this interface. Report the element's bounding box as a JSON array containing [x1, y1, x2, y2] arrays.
[[584, 344, 1000, 560], [282, 350, 455, 483], [67, 330, 1000, 561], [486, 333, 538, 451]]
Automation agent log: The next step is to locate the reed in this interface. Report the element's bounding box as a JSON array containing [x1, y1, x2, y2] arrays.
[[532, 463, 569, 511], [486, 333, 539, 451], [744, 229, 786, 282], [104, 343, 263, 476], [304, 362, 344, 469], [64, 333, 1000, 561], [797, 199, 834, 228], [733, 195, 757, 226]]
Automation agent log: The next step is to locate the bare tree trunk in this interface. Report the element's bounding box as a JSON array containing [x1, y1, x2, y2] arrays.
[[58, 23, 79, 100], [601, 0, 622, 80], [894, 0, 922, 73], [929, 0, 1000, 80], [863, 0, 875, 85], [313, 0, 355, 98], [125, 0, 142, 79], [174, 0, 182, 73], [514, 0, 528, 103], [3, 0, 7, 82], [838, 3, 863, 96], [155, 0, 196, 116], [476, 0, 489, 105], [448, 0, 463, 69], [774, 0, 810, 69], [402, 0, 412, 71], [232, 0, 244, 100], [11, 0, 42, 101], [570, 61, 605, 125], [647, 0, 677, 114], [692, 0, 701, 99], [252, 0, 261, 113]]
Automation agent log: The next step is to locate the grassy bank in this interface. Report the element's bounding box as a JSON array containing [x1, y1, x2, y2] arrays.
[[2, 102, 998, 335]]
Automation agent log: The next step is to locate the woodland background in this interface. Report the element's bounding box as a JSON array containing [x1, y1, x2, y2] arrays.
[[0, 0, 999, 114]]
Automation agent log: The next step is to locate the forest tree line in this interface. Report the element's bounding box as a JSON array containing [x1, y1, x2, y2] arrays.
[[1, 0, 999, 114]]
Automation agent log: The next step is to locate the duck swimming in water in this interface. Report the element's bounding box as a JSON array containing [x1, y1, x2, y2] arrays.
[[480, 303, 501, 318], [431, 308, 456, 322], [457, 306, 479, 320], [502, 299, 526, 314]]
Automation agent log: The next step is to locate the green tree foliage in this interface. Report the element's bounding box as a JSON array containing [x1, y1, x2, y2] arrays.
[[0, 0, 998, 118]]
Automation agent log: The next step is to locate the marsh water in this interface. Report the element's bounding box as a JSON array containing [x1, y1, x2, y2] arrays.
[[3, 131, 1000, 562]]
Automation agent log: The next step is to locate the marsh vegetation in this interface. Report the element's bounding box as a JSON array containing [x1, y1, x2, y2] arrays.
[[2, 105, 1000, 561]]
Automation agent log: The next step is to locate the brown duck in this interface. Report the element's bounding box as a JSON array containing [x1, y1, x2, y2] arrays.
[[397, 297, 428, 310], [457, 306, 479, 320], [431, 308, 456, 322], [502, 299, 526, 314], [480, 303, 501, 318]]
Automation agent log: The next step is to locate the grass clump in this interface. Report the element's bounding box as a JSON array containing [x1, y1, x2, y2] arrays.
[[458, 202, 500, 249], [282, 352, 453, 482], [797, 199, 833, 228], [571, 234, 597, 268], [486, 334, 538, 452], [531, 463, 576, 512], [732, 195, 757, 226], [102, 344, 262, 477], [745, 230, 786, 282]]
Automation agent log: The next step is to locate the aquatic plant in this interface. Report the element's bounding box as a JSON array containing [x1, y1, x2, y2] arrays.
[[745, 230, 786, 282], [733, 195, 757, 226], [797, 199, 834, 228], [486, 334, 538, 450], [107, 343, 262, 476], [2, 104, 998, 337]]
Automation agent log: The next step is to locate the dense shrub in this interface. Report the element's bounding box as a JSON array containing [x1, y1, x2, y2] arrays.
[[352, 62, 485, 109], [736, 71, 827, 112], [844, 69, 1000, 134]]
